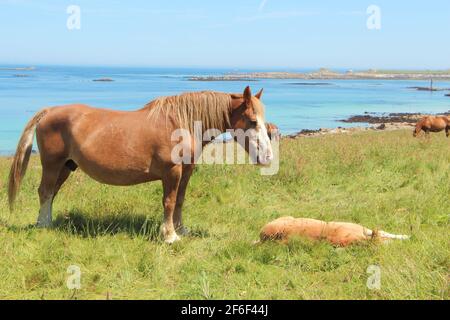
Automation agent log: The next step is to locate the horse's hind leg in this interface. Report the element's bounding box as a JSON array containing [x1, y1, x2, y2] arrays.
[[37, 162, 71, 228], [173, 164, 195, 236], [160, 165, 182, 243], [446, 126, 449, 137], [54, 165, 73, 197]]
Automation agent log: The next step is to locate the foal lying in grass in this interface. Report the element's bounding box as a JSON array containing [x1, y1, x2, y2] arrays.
[[259, 216, 410, 247]]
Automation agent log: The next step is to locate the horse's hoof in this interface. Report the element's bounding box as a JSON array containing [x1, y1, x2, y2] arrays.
[[36, 222, 52, 229], [164, 233, 181, 244], [177, 226, 190, 236]]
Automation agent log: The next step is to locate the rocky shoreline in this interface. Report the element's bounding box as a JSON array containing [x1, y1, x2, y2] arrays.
[[286, 111, 450, 138], [341, 111, 450, 124], [285, 124, 409, 139]]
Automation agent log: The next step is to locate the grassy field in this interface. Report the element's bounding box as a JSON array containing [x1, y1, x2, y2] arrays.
[[0, 130, 448, 300]]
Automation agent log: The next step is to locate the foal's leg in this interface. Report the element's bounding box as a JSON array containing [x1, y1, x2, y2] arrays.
[[161, 165, 182, 243], [174, 165, 195, 236]]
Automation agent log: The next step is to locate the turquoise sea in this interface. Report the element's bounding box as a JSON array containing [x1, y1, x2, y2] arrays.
[[1, 66, 449, 154]]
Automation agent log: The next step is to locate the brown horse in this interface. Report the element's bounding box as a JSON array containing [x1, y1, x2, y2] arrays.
[[8, 86, 273, 243], [413, 116, 450, 137]]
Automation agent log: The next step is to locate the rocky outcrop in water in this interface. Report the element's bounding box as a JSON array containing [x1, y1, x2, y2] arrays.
[[408, 86, 450, 92], [93, 78, 114, 82]]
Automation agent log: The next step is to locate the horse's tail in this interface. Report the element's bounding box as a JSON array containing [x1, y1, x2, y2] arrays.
[[8, 109, 49, 211]]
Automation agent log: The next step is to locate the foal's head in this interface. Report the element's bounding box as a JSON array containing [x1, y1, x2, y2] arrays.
[[229, 86, 274, 165]]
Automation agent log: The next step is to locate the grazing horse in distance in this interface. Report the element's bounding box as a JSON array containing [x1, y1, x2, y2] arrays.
[[265, 122, 281, 141], [413, 116, 449, 137], [8, 86, 273, 243]]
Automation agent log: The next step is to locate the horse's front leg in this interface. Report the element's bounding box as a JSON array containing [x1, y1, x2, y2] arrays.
[[161, 165, 182, 244], [174, 164, 195, 236]]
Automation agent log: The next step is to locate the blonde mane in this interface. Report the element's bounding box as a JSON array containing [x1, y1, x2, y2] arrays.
[[144, 91, 233, 133]]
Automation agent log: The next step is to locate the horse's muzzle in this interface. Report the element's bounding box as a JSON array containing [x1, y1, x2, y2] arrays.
[[257, 153, 274, 166]]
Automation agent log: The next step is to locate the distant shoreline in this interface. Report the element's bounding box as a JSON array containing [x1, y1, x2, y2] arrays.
[[2, 66, 450, 80], [188, 68, 450, 81]]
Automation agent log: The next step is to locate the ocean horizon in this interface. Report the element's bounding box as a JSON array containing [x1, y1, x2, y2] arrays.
[[1, 65, 449, 155]]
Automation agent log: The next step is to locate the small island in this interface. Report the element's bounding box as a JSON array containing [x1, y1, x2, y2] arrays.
[[407, 86, 450, 92], [0, 66, 35, 71]]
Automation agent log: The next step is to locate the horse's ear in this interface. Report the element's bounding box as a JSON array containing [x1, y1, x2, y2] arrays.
[[243, 86, 252, 104], [255, 88, 264, 100]]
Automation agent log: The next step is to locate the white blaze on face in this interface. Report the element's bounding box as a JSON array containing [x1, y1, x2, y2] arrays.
[[255, 115, 273, 165]]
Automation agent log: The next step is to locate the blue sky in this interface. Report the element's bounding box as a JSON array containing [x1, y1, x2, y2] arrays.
[[1, 0, 449, 69]]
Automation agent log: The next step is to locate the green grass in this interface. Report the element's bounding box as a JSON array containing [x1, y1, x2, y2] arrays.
[[0, 130, 449, 300]]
